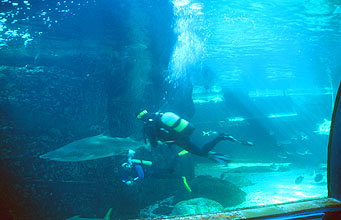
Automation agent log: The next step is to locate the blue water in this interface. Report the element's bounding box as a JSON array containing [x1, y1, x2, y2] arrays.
[[0, 0, 340, 219]]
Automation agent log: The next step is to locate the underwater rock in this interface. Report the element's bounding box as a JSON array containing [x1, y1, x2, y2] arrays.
[[132, 175, 245, 217], [139, 195, 175, 218], [220, 173, 254, 187], [189, 175, 246, 207], [229, 165, 288, 173], [171, 197, 224, 216]]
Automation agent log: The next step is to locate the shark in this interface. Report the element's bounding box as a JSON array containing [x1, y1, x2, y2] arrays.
[[40, 134, 149, 162]]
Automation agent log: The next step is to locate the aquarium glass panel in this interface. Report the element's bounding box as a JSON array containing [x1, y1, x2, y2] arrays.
[[0, 0, 340, 219]]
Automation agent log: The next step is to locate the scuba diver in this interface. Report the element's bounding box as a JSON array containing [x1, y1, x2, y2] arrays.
[[121, 149, 152, 185], [136, 109, 254, 166]]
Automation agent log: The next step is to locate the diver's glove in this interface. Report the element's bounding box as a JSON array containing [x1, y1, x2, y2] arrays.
[[125, 180, 133, 185], [207, 151, 232, 166], [121, 162, 131, 168], [122, 178, 138, 186]]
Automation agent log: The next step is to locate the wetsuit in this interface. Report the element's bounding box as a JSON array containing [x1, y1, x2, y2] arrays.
[[142, 112, 227, 156]]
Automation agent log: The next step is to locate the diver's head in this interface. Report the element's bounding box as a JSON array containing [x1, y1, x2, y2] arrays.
[[128, 149, 135, 158], [136, 108, 150, 121]]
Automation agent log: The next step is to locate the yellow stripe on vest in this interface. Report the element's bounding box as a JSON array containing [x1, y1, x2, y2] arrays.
[[137, 110, 148, 119]]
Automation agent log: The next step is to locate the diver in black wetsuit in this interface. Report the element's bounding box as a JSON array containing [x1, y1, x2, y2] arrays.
[[136, 109, 254, 165]]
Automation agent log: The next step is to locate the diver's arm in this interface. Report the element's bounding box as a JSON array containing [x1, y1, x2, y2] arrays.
[[131, 159, 152, 166], [148, 134, 158, 148], [125, 165, 144, 185], [135, 165, 144, 180]]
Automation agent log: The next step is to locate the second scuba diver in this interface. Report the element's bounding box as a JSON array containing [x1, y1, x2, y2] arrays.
[[136, 109, 254, 166], [121, 149, 152, 185]]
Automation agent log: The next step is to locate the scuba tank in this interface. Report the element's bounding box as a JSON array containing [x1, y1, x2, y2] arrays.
[[159, 112, 195, 136]]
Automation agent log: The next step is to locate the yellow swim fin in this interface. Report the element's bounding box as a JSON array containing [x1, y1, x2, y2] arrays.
[[178, 150, 189, 156], [182, 176, 192, 192], [104, 208, 112, 220]]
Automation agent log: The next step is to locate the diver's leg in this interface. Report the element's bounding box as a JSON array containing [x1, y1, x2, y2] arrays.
[[176, 129, 221, 156], [200, 133, 254, 153], [177, 135, 224, 156], [200, 135, 225, 154], [165, 144, 179, 173], [176, 138, 206, 156], [178, 133, 250, 156], [177, 136, 232, 166]]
